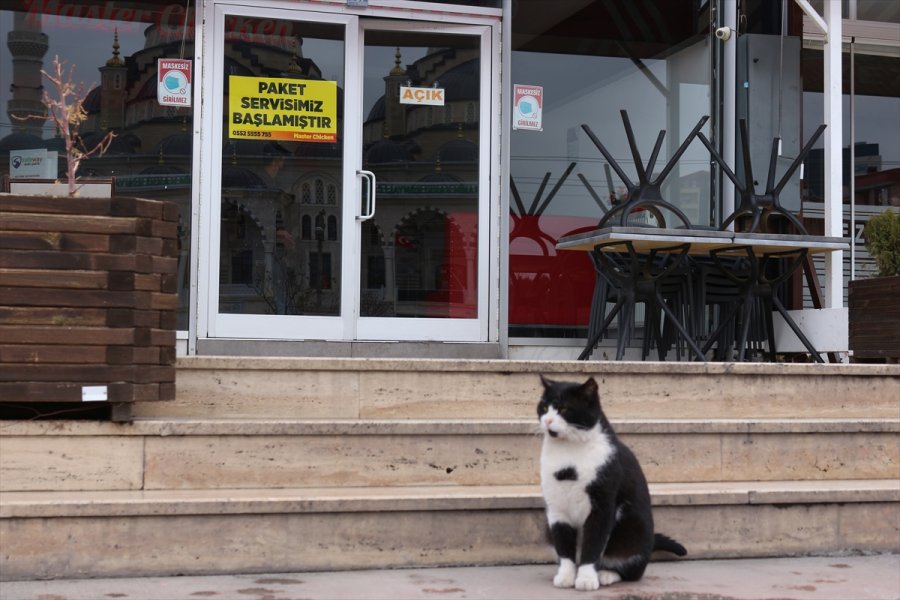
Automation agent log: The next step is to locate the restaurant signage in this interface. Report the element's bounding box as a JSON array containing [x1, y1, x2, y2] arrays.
[[116, 173, 192, 189], [229, 76, 338, 143], [377, 182, 477, 195], [399, 86, 445, 106]]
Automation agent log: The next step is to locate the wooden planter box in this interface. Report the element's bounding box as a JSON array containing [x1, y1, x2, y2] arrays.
[[849, 275, 900, 362], [0, 194, 179, 420]]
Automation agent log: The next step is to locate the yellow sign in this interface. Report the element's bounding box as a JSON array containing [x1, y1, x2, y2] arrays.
[[229, 76, 337, 143]]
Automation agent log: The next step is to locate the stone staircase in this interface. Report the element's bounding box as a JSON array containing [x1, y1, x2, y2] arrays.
[[1, 358, 898, 580]]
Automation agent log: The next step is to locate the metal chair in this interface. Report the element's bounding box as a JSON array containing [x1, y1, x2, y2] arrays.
[[581, 110, 709, 229], [698, 120, 827, 235], [577, 110, 710, 360], [694, 121, 829, 362]]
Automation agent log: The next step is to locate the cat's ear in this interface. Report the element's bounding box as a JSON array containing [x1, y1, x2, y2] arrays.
[[581, 377, 599, 398], [539, 374, 554, 389]]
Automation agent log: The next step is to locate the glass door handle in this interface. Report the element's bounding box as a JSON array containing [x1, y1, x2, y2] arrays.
[[357, 170, 376, 221]]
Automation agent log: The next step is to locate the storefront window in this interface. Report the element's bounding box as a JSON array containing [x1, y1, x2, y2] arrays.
[[808, 0, 900, 24], [0, 0, 196, 330], [217, 17, 346, 318], [801, 46, 900, 289], [509, 0, 714, 338], [856, 1, 900, 23]]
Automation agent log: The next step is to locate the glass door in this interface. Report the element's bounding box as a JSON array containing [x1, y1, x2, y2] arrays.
[[355, 21, 490, 341], [202, 5, 493, 342]]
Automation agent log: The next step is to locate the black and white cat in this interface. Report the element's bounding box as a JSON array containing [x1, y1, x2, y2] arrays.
[[537, 375, 686, 591]]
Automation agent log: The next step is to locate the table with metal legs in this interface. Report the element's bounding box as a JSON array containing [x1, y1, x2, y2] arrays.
[[557, 228, 848, 362]]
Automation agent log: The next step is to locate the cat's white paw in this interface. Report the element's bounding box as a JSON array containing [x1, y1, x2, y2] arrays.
[[598, 569, 622, 586], [574, 565, 600, 591], [553, 559, 576, 588]]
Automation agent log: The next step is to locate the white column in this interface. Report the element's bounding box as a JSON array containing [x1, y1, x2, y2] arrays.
[[823, 1, 843, 308]]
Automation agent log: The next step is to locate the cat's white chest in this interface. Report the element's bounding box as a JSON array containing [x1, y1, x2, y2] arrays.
[[541, 429, 616, 526]]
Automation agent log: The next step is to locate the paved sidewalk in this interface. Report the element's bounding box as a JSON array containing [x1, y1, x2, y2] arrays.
[[2, 554, 898, 600]]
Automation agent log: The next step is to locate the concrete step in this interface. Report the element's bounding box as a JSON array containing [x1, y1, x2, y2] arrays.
[[134, 357, 900, 420], [1, 480, 897, 580], [4, 359, 896, 582], [2, 418, 897, 492]]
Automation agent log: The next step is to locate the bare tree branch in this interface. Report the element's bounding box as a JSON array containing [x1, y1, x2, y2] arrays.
[[12, 55, 116, 196]]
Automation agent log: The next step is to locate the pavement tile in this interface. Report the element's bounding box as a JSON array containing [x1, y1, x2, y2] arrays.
[[1, 554, 898, 600]]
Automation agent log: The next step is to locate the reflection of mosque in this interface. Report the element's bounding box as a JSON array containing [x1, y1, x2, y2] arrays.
[[218, 40, 481, 318], [1, 15, 480, 322], [1, 15, 196, 328], [360, 46, 480, 318]]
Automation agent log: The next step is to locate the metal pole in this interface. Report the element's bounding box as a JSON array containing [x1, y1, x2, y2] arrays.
[[722, 0, 737, 228], [187, 0, 205, 354], [850, 38, 856, 281], [499, 0, 511, 357]]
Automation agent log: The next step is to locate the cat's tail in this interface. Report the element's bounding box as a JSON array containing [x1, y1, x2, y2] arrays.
[[654, 533, 687, 557]]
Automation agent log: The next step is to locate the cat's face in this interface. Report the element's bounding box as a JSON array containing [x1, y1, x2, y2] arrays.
[[537, 376, 601, 440]]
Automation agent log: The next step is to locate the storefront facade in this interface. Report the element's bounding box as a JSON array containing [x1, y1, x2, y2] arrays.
[[2, 0, 898, 359]]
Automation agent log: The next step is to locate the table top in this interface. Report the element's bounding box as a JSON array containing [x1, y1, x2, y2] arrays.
[[729, 231, 849, 254], [556, 226, 849, 255]]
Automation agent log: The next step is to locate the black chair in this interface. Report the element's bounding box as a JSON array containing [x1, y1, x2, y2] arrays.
[[577, 110, 710, 361], [688, 255, 744, 360], [699, 247, 809, 361], [579, 241, 702, 361], [581, 246, 697, 361], [694, 121, 828, 362], [697, 120, 826, 235], [582, 110, 709, 229]]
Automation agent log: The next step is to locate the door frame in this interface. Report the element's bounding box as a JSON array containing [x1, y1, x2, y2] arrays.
[[200, 3, 358, 342], [195, 0, 502, 344], [353, 18, 495, 342]]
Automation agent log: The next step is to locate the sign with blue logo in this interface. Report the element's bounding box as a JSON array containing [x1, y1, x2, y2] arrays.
[[158, 59, 192, 107], [513, 84, 543, 131], [9, 148, 57, 179]]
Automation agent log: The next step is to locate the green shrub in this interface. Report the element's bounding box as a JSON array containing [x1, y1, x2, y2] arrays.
[[864, 209, 900, 277]]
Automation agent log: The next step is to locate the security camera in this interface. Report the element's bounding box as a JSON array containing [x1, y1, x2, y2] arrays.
[[715, 26, 733, 41]]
